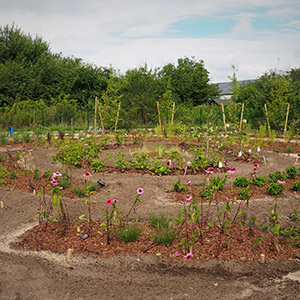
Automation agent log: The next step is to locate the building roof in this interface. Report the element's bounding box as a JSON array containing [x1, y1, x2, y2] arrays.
[[216, 79, 256, 95]]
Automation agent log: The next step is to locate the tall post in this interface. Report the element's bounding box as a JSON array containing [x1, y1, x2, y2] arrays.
[[171, 102, 175, 125], [239, 103, 244, 132], [97, 99, 105, 134], [157, 101, 162, 130], [94, 97, 98, 137], [114, 102, 121, 132], [283, 103, 290, 138], [221, 103, 227, 134], [264, 103, 271, 136]]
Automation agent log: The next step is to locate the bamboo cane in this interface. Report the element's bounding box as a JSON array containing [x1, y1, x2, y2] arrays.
[[94, 96, 98, 137], [157, 101, 162, 130], [264, 104, 271, 137], [97, 99, 105, 134], [239, 103, 244, 132], [114, 102, 121, 132], [221, 103, 227, 134], [171, 102, 175, 125], [283, 103, 290, 138]]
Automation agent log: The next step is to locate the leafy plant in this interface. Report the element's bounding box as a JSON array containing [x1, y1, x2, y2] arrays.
[[0, 133, 8, 145], [71, 186, 86, 197], [0, 166, 8, 184], [150, 213, 171, 229], [269, 171, 287, 183], [173, 181, 187, 193], [266, 182, 285, 195], [152, 227, 177, 245], [233, 177, 249, 187], [115, 223, 141, 243], [33, 168, 41, 180], [21, 132, 31, 143], [250, 176, 266, 187], [9, 170, 18, 179], [238, 186, 251, 201], [91, 159, 106, 173], [290, 181, 300, 191], [285, 166, 298, 179], [285, 146, 292, 153]]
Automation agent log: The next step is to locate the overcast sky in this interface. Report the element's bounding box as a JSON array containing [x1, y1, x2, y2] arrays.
[[1, 0, 300, 82]]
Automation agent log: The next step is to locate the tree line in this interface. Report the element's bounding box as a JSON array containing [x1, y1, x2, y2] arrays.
[[0, 24, 299, 131]]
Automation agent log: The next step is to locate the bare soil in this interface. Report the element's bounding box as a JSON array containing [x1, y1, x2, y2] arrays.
[[0, 138, 300, 300]]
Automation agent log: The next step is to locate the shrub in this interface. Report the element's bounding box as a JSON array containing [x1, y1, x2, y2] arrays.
[[269, 171, 287, 183], [290, 181, 300, 191], [91, 159, 106, 173], [173, 181, 187, 193], [233, 177, 249, 187], [9, 171, 17, 179], [286, 166, 298, 179], [115, 224, 141, 243], [250, 176, 266, 187], [0, 166, 8, 184], [150, 213, 171, 229], [266, 182, 285, 195], [152, 227, 178, 245]]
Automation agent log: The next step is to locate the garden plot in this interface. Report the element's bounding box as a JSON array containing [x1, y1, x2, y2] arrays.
[[0, 136, 299, 300]]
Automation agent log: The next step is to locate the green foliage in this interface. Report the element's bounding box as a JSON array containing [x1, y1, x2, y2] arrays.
[[238, 186, 251, 200], [269, 171, 287, 183], [250, 176, 266, 187], [91, 159, 106, 173], [21, 132, 31, 143], [285, 166, 298, 179], [233, 177, 249, 187], [152, 227, 177, 245], [0, 133, 7, 145], [71, 186, 87, 197], [201, 176, 227, 200], [150, 213, 171, 229], [280, 226, 300, 247], [0, 166, 8, 183], [115, 224, 141, 243], [173, 181, 187, 193], [9, 170, 17, 179], [290, 181, 300, 191], [266, 182, 285, 195], [33, 168, 41, 180], [285, 146, 292, 153]]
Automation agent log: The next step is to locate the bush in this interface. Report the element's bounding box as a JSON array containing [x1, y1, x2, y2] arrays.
[[266, 182, 285, 195], [173, 181, 187, 193], [152, 227, 178, 245], [269, 171, 287, 183], [91, 159, 106, 173], [115, 224, 141, 243], [150, 213, 171, 229], [290, 181, 300, 191], [250, 176, 266, 187], [233, 177, 249, 187], [286, 166, 298, 179], [9, 171, 17, 179]]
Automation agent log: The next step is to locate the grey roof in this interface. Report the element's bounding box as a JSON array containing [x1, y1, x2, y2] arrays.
[[216, 79, 256, 95]]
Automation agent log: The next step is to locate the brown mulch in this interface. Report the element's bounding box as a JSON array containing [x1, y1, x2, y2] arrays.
[[10, 221, 299, 262]]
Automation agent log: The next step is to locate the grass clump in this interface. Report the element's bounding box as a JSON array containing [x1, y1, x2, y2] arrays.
[[150, 213, 171, 229], [115, 224, 141, 243]]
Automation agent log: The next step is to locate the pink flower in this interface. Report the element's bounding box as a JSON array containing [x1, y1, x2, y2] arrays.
[[50, 180, 57, 185], [253, 163, 259, 169], [186, 161, 192, 166], [175, 251, 181, 257], [137, 188, 144, 195], [223, 160, 229, 167], [166, 160, 172, 167], [107, 199, 118, 206], [184, 253, 194, 261], [205, 167, 215, 174], [53, 172, 62, 177], [83, 172, 92, 177], [277, 179, 286, 184], [186, 194, 192, 201], [227, 167, 236, 174], [186, 180, 191, 186], [226, 197, 233, 202]]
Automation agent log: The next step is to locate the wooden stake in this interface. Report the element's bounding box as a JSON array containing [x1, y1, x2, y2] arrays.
[[221, 103, 227, 134], [239, 103, 244, 132], [283, 103, 290, 138], [264, 104, 271, 137], [114, 102, 121, 132], [171, 102, 175, 124], [94, 96, 98, 137], [157, 101, 162, 130], [97, 98, 105, 134]]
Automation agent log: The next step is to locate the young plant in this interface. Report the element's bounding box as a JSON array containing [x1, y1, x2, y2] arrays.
[[173, 180, 187, 193], [0, 166, 8, 184], [9, 170, 18, 179], [285, 166, 298, 179], [152, 227, 177, 245], [91, 159, 106, 173], [115, 223, 141, 243], [233, 177, 249, 187], [250, 176, 266, 187], [290, 181, 300, 191], [266, 182, 285, 195]]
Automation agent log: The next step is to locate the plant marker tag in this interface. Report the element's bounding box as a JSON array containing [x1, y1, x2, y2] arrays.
[[0, 201, 4, 209], [153, 199, 157, 205], [67, 248, 73, 262], [238, 151, 242, 157], [260, 254, 265, 264], [257, 147, 261, 152], [218, 162, 223, 168], [249, 149, 251, 153], [156, 253, 162, 264], [33, 190, 36, 195]]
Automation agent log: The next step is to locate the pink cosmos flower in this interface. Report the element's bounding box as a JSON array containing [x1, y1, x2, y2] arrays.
[[277, 179, 286, 184], [83, 172, 92, 177], [186, 194, 192, 201], [205, 167, 215, 174], [227, 167, 236, 174], [184, 253, 194, 261], [186, 180, 191, 186], [137, 188, 144, 195], [175, 251, 181, 257]]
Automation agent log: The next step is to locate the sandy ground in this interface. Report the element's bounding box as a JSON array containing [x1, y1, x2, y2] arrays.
[[0, 145, 300, 300]]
